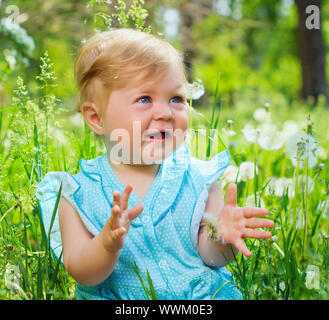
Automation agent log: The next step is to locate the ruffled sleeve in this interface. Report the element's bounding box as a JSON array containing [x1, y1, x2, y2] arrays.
[[189, 149, 231, 254], [35, 171, 99, 261]]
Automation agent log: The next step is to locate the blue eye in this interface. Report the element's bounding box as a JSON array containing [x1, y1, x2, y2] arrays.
[[138, 96, 151, 104], [170, 96, 183, 103]]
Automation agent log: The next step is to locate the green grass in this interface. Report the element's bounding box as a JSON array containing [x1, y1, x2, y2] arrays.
[[0, 65, 329, 299]]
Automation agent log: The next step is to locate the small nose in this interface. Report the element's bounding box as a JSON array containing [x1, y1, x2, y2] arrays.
[[153, 103, 174, 121]]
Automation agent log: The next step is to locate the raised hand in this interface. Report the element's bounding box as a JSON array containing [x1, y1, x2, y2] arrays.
[[100, 184, 144, 253], [218, 183, 274, 257]]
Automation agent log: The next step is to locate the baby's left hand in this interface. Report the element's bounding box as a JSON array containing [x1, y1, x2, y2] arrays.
[[218, 183, 274, 257]]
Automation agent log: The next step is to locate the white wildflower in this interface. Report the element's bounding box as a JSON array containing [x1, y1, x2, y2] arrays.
[[4, 49, 16, 69], [253, 108, 270, 122], [0, 17, 35, 55], [222, 120, 236, 136], [286, 132, 319, 169], [238, 161, 258, 182], [244, 194, 266, 208], [270, 177, 293, 197], [4, 263, 21, 293], [258, 123, 284, 150], [305, 265, 320, 290], [242, 123, 260, 143], [185, 78, 205, 100], [222, 165, 239, 185], [279, 282, 285, 291], [221, 127, 236, 136]]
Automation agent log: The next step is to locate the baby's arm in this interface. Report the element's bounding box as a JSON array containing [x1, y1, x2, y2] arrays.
[[198, 182, 274, 268], [197, 181, 238, 267], [59, 185, 143, 287]]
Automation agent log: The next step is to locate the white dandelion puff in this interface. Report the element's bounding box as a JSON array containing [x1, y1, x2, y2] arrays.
[[185, 78, 205, 100], [266, 177, 293, 197], [271, 235, 278, 242], [253, 108, 270, 122], [244, 193, 266, 208], [238, 161, 258, 182], [222, 120, 236, 136], [242, 123, 260, 143], [222, 165, 239, 185], [5, 263, 21, 293], [286, 132, 319, 169], [258, 123, 284, 150]]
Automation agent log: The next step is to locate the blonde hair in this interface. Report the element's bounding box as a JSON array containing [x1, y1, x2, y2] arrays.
[[74, 28, 189, 112]]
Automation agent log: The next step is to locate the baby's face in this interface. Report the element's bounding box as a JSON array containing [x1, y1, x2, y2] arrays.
[[101, 65, 189, 165]]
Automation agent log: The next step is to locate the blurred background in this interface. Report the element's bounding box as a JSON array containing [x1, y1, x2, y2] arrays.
[[1, 0, 328, 110], [0, 0, 328, 300]]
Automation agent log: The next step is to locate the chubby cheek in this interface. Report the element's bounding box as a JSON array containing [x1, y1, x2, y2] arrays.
[[175, 110, 189, 143]]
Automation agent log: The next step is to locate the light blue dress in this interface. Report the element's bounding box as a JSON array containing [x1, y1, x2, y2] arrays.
[[35, 143, 243, 300]]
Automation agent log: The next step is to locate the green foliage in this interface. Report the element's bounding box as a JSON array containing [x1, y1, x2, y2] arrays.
[[86, 0, 151, 33], [0, 13, 35, 83], [1, 0, 329, 301]]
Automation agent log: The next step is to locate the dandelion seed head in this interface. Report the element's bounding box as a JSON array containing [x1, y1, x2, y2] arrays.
[[274, 177, 293, 197], [222, 165, 239, 185], [185, 78, 205, 100], [286, 132, 319, 169], [238, 161, 258, 182], [4, 263, 21, 293], [244, 194, 265, 208], [242, 123, 259, 143], [253, 108, 270, 122], [258, 123, 284, 150]]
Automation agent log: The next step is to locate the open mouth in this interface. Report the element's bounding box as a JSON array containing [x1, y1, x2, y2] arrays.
[[144, 130, 172, 143]]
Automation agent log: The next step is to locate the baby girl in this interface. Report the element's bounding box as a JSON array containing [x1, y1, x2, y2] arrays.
[[35, 28, 274, 300]]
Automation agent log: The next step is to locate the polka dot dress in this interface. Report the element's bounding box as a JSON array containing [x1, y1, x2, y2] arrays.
[[35, 144, 243, 300]]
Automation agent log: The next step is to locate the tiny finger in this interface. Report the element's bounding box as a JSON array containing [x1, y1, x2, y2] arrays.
[[127, 202, 144, 221], [113, 227, 126, 239], [234, 238, 252, 258], [110, 205, 122, 226], [245, 218, 274, 229], [242, 228, 272, 239], [112, 191, 121, 207], [121, 184, 133, 211], [225, 183, 237, 206], [243, 207, 269, 218]]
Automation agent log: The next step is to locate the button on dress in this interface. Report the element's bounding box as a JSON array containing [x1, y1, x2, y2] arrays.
[[35, 143, 243, 300]]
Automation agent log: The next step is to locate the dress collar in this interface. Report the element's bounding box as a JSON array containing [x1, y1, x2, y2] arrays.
[[79, 144, 190, 226]]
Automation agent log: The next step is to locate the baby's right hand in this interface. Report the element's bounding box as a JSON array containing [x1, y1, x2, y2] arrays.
[[100, 184, 144, 253]]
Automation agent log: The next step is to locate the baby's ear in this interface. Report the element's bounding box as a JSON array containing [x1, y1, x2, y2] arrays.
[[81, 101, 104, 135]]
